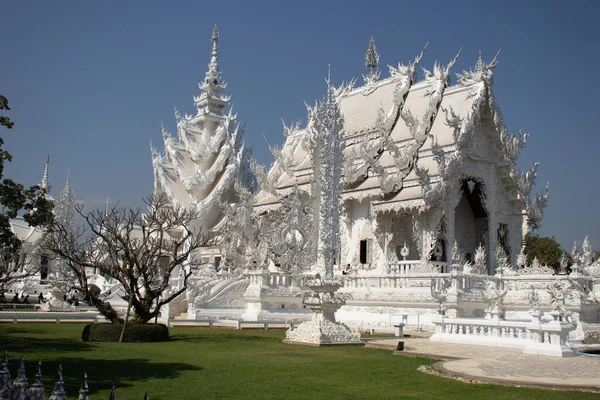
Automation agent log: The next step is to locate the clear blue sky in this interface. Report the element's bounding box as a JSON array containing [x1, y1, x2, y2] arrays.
[[3, 0, 599, 251]]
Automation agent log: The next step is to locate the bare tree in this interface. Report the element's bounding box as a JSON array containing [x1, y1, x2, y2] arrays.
[[44, 193, 214, 324]]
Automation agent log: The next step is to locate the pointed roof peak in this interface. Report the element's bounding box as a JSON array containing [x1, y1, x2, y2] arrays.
[[212, 24, 219, 42], [41, 153, 50, 191], [207, 23, 220, 78], [476, 50, 484, 72], [326, 63, 334, 103], [365, 35, 379, 70], [196, 24, 228, 114]]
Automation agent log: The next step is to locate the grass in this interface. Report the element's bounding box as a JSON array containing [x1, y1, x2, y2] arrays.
[[0, 323, 597, 400]]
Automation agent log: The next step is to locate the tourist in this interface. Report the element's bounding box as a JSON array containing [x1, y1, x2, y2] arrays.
[[11, 293, 19, 303], [343, 264, 352, 275], [38, 292, 46, 304], [22, 294, 29, 304]]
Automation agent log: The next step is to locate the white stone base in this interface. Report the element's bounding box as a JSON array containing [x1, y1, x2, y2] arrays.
[[522, 342, 575, 357], [285, 318, 362, 346]]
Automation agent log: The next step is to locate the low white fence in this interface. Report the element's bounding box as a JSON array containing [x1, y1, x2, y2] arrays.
[[0, 303, 42, 310], [167, 318, 296, 330], [429, 314, 575, 357], [0, 311, 105, 324], [391, 260, 450, 274], [342, 270, 593, 292]]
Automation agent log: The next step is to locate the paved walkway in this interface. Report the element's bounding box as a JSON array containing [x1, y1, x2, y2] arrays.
[[365, 332, 600, 392]]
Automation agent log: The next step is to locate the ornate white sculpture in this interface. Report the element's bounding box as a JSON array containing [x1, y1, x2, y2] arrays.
[[430, 277, 451, 314], [464, 243, 486, 275], [494, 244, 515, 276], [450, 241, 461, 265], [220, 182, 262, 270], [559, 252, 569, 274], [362, 36, 381, 89], [527, 286, 541, 321], [519, 256, 554, 275], [581, 236, 593, 267], [285, 71, 360, 345], [481, 279, 508, 320], [151, 25, 251, 232], [267, 188, 314, 273], [546, 280, 574, 318], [54, 170, 76, 230], [400, 242, 410, 261]]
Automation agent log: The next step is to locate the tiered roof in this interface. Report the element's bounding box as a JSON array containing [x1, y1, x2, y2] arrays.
[[254, 42, 547, 227], [151, 25, 246, 227]]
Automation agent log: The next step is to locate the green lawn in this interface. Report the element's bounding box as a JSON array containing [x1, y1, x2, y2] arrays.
[[0, 323, 596, 400]]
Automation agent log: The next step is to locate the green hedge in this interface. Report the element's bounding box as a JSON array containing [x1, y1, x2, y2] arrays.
[[82, 323, 169, 342]]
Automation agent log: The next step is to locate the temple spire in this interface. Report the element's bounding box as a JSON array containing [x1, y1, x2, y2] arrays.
[[211, 24, 219, 65], [202, 24, 225, 93], [326, 63, 332, 102], [365, 36, 379, 70], [196, 24, 228, 116], [476, 50, 484, 73], [363, 36, 381, 85], [65, 169, 70, 189], [41, 154, 50, 191], [55, 169, 76, 229]]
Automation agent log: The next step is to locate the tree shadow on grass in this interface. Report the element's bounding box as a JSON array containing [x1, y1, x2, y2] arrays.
[[3, 357, 200, 397], [169, 328, 285, 343], [0, 329, 92, 355]]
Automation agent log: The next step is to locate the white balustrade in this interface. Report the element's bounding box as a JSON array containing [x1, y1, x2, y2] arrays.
[[430, 314, 575, 357]]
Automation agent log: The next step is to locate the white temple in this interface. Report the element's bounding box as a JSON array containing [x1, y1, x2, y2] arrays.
[[4, 156, 76, 297], [254, 42, 547, 276], [152, 29, 598, 352]]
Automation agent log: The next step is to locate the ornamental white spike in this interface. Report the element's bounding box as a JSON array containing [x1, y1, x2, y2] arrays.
[[55, 169, 77, 229], [415, 42, 428, 65], [41, 153, 50, 191], [365, 35, 379, 69], [476, 50, 484, 72], [446, 47, 462, 71], [210, 24, 219, 67], [487, 48, 502, 69]]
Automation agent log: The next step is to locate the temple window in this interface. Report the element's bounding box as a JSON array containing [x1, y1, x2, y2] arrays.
[[159, 256, 170, 275], [359, 240, 373, 264], [39, 255, 49, 283]]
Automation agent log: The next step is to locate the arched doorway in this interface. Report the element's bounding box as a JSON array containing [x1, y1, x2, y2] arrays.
[[454, 178, 488, 262]]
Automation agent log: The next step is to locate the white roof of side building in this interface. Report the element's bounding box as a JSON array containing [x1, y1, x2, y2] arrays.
[[10, 217, 46, 251], [254, 55, 514, 210]]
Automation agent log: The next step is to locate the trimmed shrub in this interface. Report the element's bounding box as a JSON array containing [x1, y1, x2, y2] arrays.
[[82, 323, 169, 342]]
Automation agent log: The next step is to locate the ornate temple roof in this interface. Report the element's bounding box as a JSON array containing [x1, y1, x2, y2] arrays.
[[151, 26, 251, 231], [254, 43, 546, 225]]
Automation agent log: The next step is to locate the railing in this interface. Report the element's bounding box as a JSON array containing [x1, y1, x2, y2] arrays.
[[244, 270, 309, 288], [344, 273, 448, 289], [391, 260, 421, 274], [430, 314, 575, 357], [0, 303, 42, 310], [387, 260, 449, 274], [0, 311, 105, 324], [341, 269, 594, 292], [167, 318, 298, 330]]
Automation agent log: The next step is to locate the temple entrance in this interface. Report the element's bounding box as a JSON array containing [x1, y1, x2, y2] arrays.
[[454, 178, 488, 261]]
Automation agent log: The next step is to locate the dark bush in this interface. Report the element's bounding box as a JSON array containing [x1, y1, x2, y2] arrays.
[[82, 323, 169, 342]]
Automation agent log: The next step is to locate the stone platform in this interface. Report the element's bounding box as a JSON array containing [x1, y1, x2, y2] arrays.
[[365, 332, 600, 392]]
